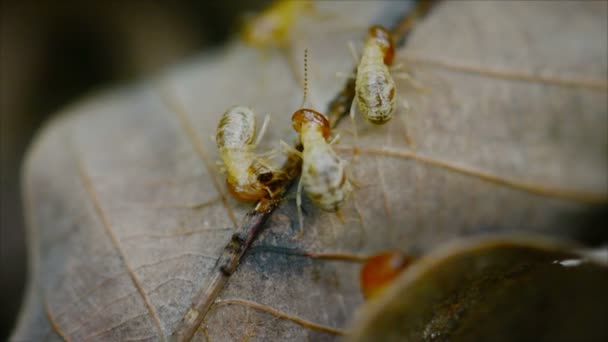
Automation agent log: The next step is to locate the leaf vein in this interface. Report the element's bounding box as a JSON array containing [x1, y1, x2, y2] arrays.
[[121, 227, 232, 242], [400, 54, 608, 90], [335, 145, 608, 204], [158, 86, 238, 226], [54, 253, 215, 323], [82, 312, 150, 341], [44, 294, 71, 342], [76, 148, 166, 340], [213, 298, 347, 336]]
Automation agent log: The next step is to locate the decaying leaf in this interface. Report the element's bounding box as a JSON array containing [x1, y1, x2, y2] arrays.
[[347, 235, 608, 342], [12, 1, 607, 341]]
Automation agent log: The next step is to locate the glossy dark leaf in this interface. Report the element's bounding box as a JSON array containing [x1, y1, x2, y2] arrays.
[[348, 236, 608, 342]]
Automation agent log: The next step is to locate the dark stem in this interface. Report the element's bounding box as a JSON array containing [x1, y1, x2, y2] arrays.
[[171, 1, 439, 340]]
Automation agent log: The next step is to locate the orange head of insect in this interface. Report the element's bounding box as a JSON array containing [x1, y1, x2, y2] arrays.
[[292, 109, 331, 141], [368, 25, 395, 66], [360, 251, 414, 299]]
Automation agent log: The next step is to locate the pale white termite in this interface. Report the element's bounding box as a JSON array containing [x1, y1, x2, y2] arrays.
[[284, 49, 353, 236], [349, 25, 417, 148], [216, 106, 277, 201], [292, 108, 353, 211], [353, 25, 397, 124]]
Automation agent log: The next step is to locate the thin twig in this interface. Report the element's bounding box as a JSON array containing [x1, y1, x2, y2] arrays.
[[391, 0, 439, 47], [170, 3, 437, 341]]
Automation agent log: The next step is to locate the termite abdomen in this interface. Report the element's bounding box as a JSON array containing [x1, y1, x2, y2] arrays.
[[216, 106, 257, 149]]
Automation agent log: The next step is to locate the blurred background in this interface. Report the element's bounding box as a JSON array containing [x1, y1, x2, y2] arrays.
[[0, 0, 270, 338]]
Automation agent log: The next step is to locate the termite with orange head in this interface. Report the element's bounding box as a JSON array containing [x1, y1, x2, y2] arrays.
[[281, 49, 354, 237], [216, 106, 282, 201], [292, 108, 352, 211], [241, 0, 316, 49], [348, 25, 421, 151], [353, 25, 396, 124], [360, 251, 414, 299]]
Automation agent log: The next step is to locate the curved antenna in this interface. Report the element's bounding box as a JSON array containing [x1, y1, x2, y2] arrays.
[[300, 48, 309, 108]]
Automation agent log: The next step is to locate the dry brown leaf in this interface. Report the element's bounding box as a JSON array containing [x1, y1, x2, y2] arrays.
[[12, 1, 607, 341]]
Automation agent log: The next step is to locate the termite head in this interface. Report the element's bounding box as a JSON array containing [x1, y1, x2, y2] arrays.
[[368, 25, 395, 66], [292, 109, 331, 140], [360, 251, 414, 299]]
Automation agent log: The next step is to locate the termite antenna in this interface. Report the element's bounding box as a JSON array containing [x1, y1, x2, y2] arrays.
[[300, 48, 309, 108]]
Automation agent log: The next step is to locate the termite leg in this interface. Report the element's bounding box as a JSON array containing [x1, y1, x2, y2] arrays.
[[335, 39, 357, 78], [257, 149, 279, 158], [328, 133, 341, 145], [349, 98, 360, 162], [293, 176, 305, 239], [215, 160, 227, 175], [391, 62, 406, 71], [335, 71, 356, 79], [397, 98, 415, 149], [256, 142, 286, 162], [254, 113, 271, 146], [347, 40, 360, 64], [335, 209, 346, 224], [342, 161, 362, 188], [393, 72, 428, 92], [349, 174, 362, 189], [254, 157, 277, 173], [263, 185, 276, 199], [402, 96, 411, 109], [279, 140, 302, 158]]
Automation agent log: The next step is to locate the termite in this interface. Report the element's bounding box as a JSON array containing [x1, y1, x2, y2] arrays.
[[241, 0, 316, 49], [360, 251, 414, 299], [283, 49, 354, 237], [216, 106, 280, 201], [349, 25, 421, 150]]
